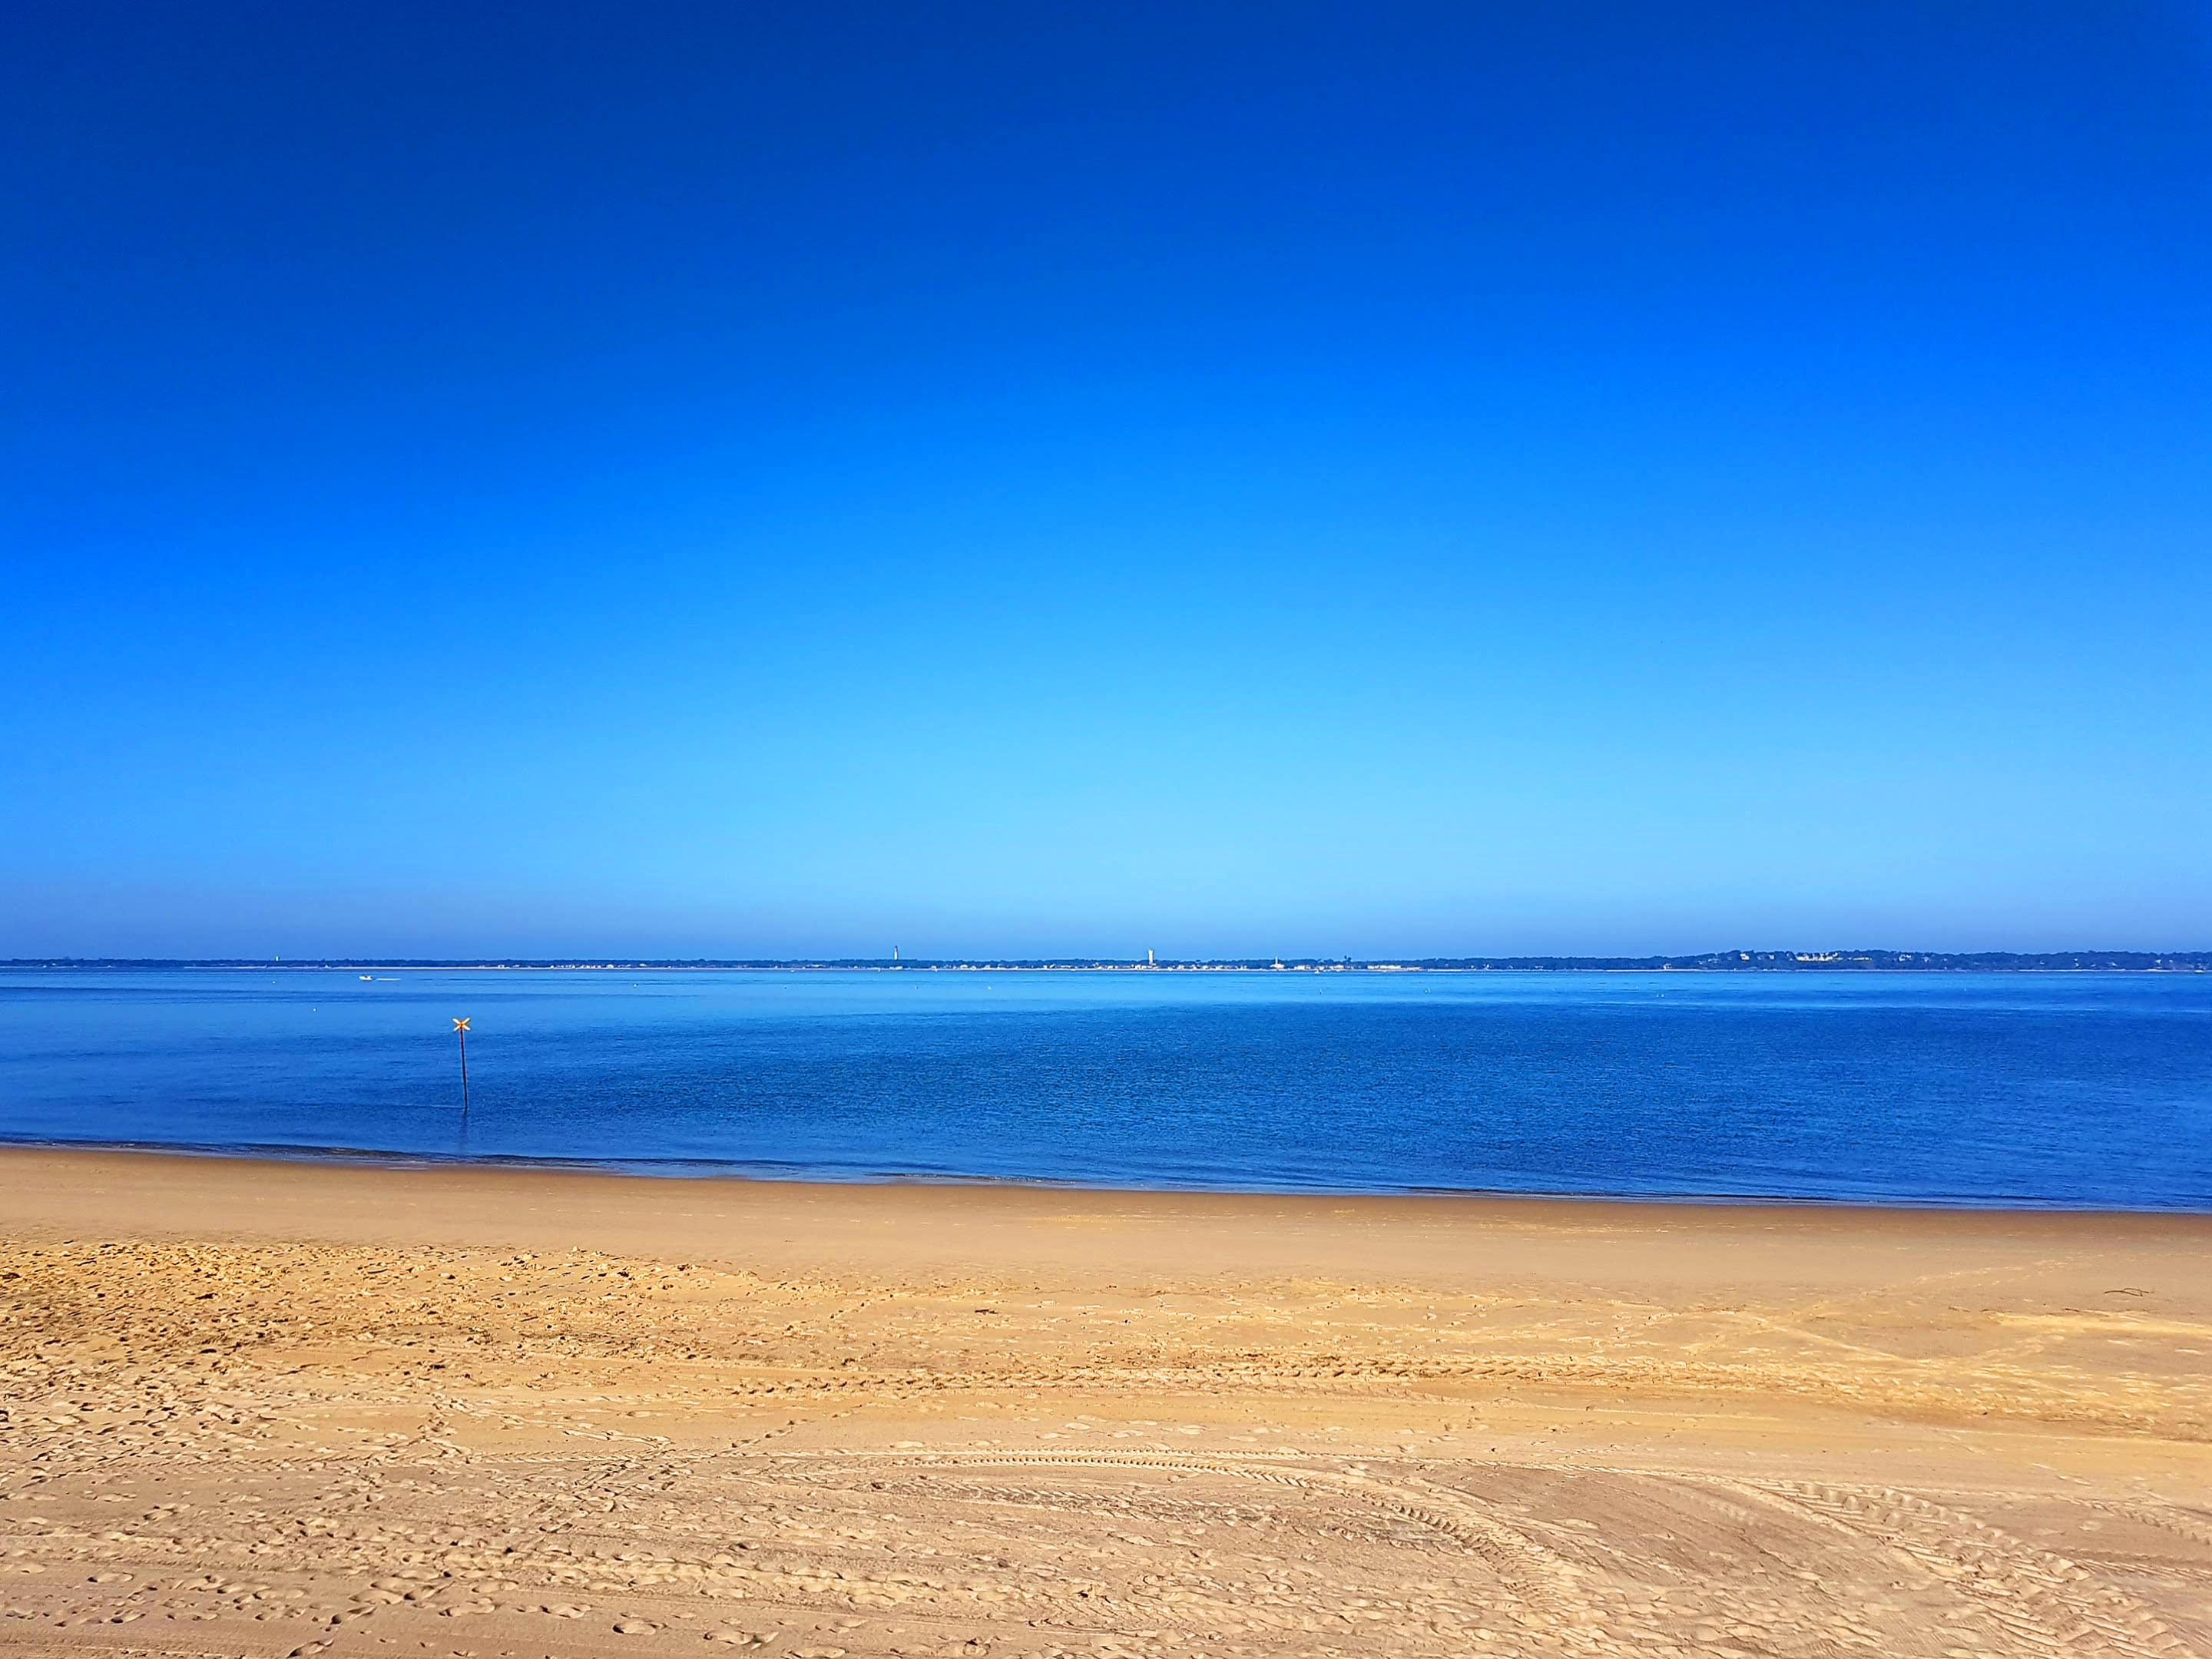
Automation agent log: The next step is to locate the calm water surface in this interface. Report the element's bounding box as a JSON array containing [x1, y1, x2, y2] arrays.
[[1, 969, 2206, 1209]]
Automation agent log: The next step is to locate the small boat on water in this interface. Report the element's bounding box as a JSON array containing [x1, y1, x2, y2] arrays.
[[359, 974, 373, 981]]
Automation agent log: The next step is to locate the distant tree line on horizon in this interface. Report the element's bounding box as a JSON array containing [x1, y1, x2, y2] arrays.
[[10, 951, 2209, 972]]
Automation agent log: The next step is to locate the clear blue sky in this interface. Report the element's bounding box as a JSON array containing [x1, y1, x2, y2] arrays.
[[5, 2, 2207, 959]]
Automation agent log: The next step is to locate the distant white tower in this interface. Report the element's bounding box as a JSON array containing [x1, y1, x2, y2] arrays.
[[1147, 949, 1155, 967], [892, 945, 900, 962]]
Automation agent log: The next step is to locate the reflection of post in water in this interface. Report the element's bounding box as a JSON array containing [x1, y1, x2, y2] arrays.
[[452, 1017, 472, 1129]]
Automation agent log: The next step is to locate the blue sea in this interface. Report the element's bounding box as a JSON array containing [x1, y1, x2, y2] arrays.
[[0, 969, 2206, 1210]]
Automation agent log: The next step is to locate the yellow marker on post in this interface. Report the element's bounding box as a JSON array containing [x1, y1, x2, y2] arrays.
[[452, 1017, 472, 1120]]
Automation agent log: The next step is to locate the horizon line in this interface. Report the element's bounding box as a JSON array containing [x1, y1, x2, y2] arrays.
[[7, 948, 2210, 974]]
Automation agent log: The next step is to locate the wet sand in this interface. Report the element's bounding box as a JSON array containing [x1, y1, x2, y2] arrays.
[[2, 1149, 2208, 1657]]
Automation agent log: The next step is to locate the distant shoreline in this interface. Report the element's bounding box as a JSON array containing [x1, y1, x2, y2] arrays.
[[6, 952, 2209, 973]]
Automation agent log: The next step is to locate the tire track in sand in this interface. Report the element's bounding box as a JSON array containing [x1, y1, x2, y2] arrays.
[[1739, 1479, 2199, 1659], [753, 1447, 1585, 1615]]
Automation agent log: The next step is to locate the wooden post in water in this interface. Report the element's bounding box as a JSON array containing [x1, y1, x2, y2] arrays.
[[452, 1016, 471, 1122]]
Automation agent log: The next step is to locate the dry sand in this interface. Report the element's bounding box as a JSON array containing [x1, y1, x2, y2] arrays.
[[2, 1150, 2208, 1658]]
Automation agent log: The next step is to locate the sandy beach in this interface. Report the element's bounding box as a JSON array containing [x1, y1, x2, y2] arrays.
[[2, 1151, 2207, 1657]]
